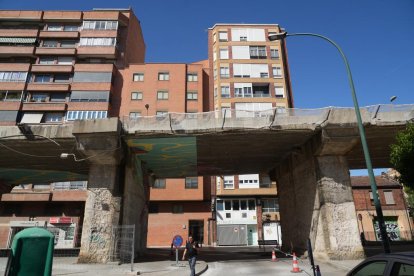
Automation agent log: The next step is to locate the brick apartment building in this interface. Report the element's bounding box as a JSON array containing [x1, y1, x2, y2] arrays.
[[351, 175, 414, 241], [0, 8, 294, 248], [207, 24, 292, 246]]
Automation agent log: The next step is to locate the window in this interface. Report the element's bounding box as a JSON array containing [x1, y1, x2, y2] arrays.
[[226, 213, 231, 218], [133, 73, 144, 82], [273, 66, 282, 78], [172, 204, 184, 214], [384, 190, 395, 205], [235, 84, 252, 98], [31, 93, 48, 102], [34, 74, 51, 83], [0, 91, 22, 101], [248, 199, 256, 210], [187, 73, 198, 82], [260, 72, 269, 78], [153, 179, 166, 189], [43, 40, 58, 48], [221, 86, 230, 98], [224, 200, 231, 210], [60, 41, 77, 48], [63, 25, 78, 31], [260, 175, 272, 188], [349, 261, 387, 276], [240, 200, 247, 210], [44, 113, 64, 122], [271, 49, 280, 59], [54, 74, 71, 83], [232, 200, 240, 211], [0, 72, 27, 82], [250, 46, 267, 59], [240, 36, 247, 41], [149, 203, 159, 214], [158, 72, 169, 81], [219, 48, 229, 59], [218, 31, 228, 41], [47, 25, 62, 31], [156, 111, 168, 116], [66, 110, 107, 121], [391, 262, 414, 276], [57, 57, 73, 65], [39, 57, 54, 65], [223, 176, 234, 189], [275, 86, 285, 98], [50, 93, 67, 102], [79, 37, 116, 46], [157, 90, 168, 100], [220, 67, 229, 78], [186, 91, 198, 100], [216, 200, 224, 211], [262, 199, 279, 212], [82, 21, 118, 30], [131, 92, 143, 100], [129, 112, 141, 119], [185, 177, 198, 189]]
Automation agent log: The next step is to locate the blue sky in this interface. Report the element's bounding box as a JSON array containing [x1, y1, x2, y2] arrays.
[[1, 0, 413, 109], [1, 0, 412, 175]]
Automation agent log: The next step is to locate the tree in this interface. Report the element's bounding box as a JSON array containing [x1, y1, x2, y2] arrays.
[[390, 123, 414, 189], [390, 123, 414, 215]]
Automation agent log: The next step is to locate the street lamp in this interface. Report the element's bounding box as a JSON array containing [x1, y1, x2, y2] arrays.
[[269, 31, 391, 253]]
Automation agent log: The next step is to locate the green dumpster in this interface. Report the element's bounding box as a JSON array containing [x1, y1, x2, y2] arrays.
[[5, 227, 54, 276]]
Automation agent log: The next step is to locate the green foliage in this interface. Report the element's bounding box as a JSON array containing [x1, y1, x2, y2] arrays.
[[390, 123, 414, 189]]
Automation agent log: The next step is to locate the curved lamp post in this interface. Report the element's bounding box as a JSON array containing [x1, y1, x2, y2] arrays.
[[269, 31, 391, 253]]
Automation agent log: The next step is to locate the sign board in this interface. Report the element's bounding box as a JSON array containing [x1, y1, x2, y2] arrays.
[[10, 221, 47, 227], [49, 217, 72, 224], [172, 235, 183, 248]]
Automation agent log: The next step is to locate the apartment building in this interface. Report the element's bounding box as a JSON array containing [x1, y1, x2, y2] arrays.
[[118, 61, 212, 246], [0, 181, 87, 249], [0, 8, 145, 125], [208, 24, 292, 246], [352, 175, 414, 241]]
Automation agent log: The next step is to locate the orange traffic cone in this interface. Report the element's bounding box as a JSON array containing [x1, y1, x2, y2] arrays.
[[271, 249, 278, 262], [291, 252, 301, 273]]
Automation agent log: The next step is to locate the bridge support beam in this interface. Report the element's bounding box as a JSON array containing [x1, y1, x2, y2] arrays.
[[276, 140, 364, 260]]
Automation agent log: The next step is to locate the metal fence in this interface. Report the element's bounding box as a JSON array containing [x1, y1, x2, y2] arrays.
[[362, 230, 414, 242], [110, 225, 135, 271], [122, 104, 414, 134]]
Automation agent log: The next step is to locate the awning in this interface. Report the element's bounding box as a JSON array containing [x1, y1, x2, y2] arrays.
[[20, 113, 43, 124], [0, 37, 37, 44]]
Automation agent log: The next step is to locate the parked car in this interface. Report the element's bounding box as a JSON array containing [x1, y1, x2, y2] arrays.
[[347, 252, 414, 276]]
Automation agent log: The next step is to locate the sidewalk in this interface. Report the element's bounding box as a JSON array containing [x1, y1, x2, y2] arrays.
[[0, 257, 208, 276]]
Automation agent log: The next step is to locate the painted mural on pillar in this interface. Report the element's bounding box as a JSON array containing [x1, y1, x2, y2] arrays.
[[0, 168, 88, 185], [127, 137, 197, 178]]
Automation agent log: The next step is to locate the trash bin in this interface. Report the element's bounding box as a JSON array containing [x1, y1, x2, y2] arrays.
[[5, 227, 54, 276]]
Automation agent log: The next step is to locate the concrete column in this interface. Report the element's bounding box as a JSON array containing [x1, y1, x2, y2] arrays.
[[122, 156, 149, 257], [313, 156, 364, 260], [78, 164, 122, 263]]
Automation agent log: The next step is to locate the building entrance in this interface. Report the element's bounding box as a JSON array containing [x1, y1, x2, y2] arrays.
[[189, 220, 204, 245]]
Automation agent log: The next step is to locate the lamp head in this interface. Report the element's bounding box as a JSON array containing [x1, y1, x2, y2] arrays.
[[268, 31, 288, 41], [390, 96, 397, 103]]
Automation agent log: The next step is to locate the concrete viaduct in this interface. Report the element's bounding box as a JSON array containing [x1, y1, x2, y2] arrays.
[[0, 104, 412, 262]]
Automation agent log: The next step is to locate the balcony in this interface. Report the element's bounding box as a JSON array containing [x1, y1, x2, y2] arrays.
[[39, 31, 79, 39], [1, 192, 51, 202], [74, 63, 114, 72], [0, 63, 30, 71], [0, 10, 42, 20], [217, 184, 277, 196], [77, 46, 117, 59], [22, 102, 67, 111], [70, 82, 112, 91], [43, 11, 82, 21], [26, 83, 70, 91], [0, 29, 39, 37], [67, 102, 109, 111], [35, 47, 76, 55], [80, 30, 118, 38], [0, 82, 26, 90], [52, 190, 87, 201], [0, 101, 21, 110], [83, 11, 121, 21], [0, 46, 34, 56], [31, 64, 73, 73]]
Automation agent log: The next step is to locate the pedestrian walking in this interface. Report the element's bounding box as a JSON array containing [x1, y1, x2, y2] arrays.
[[182, 235, 198, 276]]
